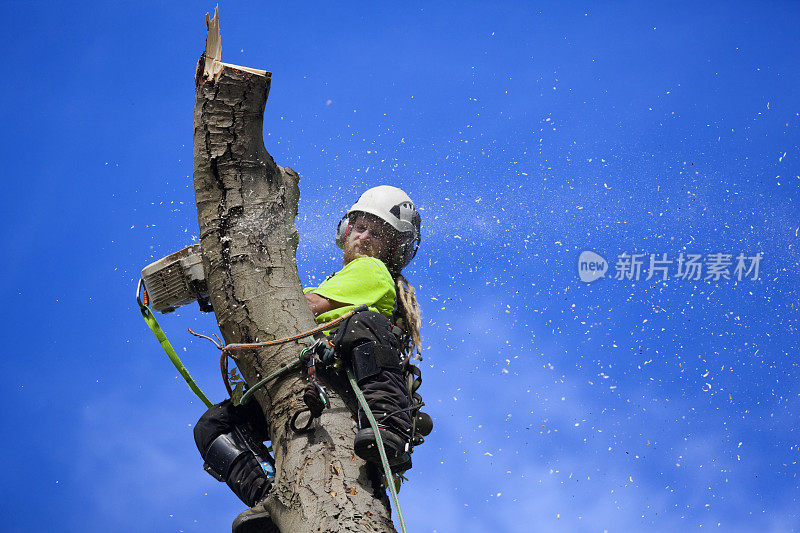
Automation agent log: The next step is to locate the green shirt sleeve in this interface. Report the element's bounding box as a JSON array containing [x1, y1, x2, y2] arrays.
[[307, 257, 396, 324]]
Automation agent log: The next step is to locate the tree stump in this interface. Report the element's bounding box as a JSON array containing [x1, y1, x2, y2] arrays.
[[192, 8, 396, 533]]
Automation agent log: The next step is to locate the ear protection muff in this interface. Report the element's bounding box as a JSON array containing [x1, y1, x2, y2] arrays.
[[335, 214, 350, 249], [392, 206, 421, 269]]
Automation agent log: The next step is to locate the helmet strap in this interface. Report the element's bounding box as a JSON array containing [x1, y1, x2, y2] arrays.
[[389, 239, 403, 273]]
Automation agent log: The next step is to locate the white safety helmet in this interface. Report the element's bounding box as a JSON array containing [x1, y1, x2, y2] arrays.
[[335, 185, 422, 269]]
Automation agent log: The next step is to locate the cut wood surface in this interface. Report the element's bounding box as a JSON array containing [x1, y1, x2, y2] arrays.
[[191, 8, 397, 533]]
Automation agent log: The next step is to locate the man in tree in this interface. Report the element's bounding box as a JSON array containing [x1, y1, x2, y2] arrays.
[[194, 185, 425, 533]]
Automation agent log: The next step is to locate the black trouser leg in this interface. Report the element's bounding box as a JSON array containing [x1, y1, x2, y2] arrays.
[[333, 310, 413, 464], [358, 368, 412, 436], [333, 310, 412, 437]]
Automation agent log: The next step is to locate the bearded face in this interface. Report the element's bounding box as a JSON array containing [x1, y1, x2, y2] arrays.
[[342, 213, 397, 266]]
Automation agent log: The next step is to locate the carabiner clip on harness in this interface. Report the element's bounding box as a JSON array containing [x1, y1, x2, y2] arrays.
[[290, 352, 327, 433]]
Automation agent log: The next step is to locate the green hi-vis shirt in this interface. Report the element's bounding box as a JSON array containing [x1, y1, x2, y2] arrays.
[[304, 256, 396, 325]]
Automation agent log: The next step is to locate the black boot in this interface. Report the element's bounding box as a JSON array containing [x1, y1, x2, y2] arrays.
[[354, 425, 408, 465], [232, 500, 279, 533], [352, 366, 412, 465]]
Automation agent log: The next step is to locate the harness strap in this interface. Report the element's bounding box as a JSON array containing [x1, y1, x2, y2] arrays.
[[137, 281, 214, 408], [375, 404, 424, 425]]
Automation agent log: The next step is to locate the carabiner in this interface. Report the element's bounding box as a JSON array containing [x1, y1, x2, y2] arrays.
[[136, 279, 151, 315], [290, 408, 316, 433]]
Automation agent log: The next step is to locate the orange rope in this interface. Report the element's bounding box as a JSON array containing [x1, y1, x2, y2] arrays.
[[221, 308, 355, 352], [189, 308, 358, 400], [221, 348, 232, 397]]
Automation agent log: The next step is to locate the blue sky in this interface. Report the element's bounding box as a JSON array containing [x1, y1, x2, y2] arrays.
[[2, 1, 799, 532]]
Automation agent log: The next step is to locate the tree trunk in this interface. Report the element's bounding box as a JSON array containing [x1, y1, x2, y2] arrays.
[[191, 9, 396, 533]]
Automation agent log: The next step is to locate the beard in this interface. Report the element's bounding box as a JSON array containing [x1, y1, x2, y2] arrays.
[[343, 240, 383, 265]]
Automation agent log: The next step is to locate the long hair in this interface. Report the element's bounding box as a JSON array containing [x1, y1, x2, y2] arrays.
[[391, 271, 422, 360]]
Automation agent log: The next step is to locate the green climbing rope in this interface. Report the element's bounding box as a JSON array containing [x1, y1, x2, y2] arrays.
[[238, 350, 306, 406], [347, 368, 408, 533], [138, 301, 214, 408]]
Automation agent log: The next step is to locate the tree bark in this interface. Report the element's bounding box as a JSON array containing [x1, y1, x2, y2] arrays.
[[191, 9, 396, 533]]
